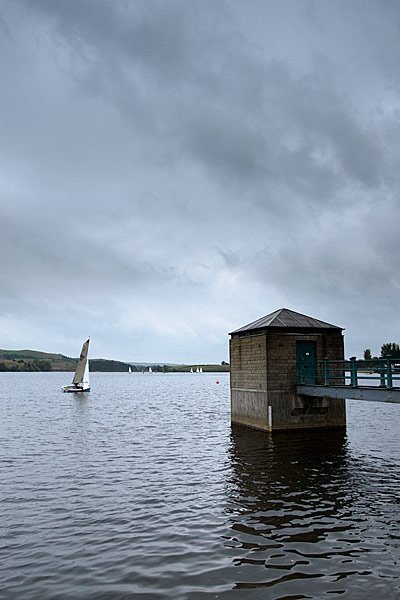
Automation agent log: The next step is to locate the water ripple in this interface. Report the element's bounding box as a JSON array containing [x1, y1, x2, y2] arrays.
[[1, 373, 399, 599]]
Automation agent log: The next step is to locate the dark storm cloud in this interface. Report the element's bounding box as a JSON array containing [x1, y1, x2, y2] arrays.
[[17, 0, 385, 200], [2, 0, 400, 359]]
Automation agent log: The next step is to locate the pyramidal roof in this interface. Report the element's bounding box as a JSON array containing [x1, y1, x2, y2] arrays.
[[230, 308, 343, 334]]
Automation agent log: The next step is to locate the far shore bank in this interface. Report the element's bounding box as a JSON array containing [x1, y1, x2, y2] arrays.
[[0, 349, 229, 373]]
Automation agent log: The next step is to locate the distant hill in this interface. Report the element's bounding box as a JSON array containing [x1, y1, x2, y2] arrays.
[[0, 349, 131, 372], [0, 349, 74, 372], [0, 349, 230, 373], [90, 359, 137, 372]]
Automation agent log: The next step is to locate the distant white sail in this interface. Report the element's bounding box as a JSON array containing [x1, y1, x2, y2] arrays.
[[149, 366, 152, 373], [200, 367, 203, 373], [128, 366, 132, 373], [190, 368, 193, 373]]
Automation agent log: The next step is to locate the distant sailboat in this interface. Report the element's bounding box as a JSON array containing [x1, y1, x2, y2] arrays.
[[128, 366, 132, 373], [148, 366, 152, 373], [196, 367, 200, 373], [200, 367, 203, 373], [62, 339, 90, 393], [190, 368, 193, 373]]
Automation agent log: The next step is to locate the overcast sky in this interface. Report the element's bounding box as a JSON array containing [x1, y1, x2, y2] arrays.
[[1, 0, 400, 362]]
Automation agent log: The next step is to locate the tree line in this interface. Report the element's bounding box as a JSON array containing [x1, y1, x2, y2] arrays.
[[0, 359, 52, 371], [363, 343, 400, 361]]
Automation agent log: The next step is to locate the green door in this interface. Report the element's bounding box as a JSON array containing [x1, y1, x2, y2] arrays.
[[296, 341, 317, 384]]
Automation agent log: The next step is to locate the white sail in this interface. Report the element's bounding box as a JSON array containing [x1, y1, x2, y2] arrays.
[[62, 338, 90, 392], [190, 368, 193, 373], [73, 338, 90, 385], [200, 367, 203, 373], [149, 366, 152, 373], [196, 367, 199, 373], [82, 354, 90, 389], [128, 366, 132, 373]]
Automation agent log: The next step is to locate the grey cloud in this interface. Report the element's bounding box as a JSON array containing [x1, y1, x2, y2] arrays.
[[292, 94, 383, 187], [20, 0, 221, 83], [2, 0, 400, 360], [15, 0, 385, 201], [214, 248, 241, 268]]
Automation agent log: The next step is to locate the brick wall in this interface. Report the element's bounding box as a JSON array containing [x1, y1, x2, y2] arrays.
[[229, 334, 267, 390], [230, 334, 269, 429]]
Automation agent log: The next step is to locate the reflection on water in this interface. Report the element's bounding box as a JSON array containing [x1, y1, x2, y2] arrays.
[[1, 373, 399, 600], [225, 425, 400, 598]]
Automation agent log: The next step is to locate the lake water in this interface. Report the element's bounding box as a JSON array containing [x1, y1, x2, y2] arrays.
[[1, 372, 399, 600]]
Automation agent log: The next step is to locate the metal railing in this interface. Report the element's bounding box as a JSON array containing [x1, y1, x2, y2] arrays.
[[297, 356, 400, 389]]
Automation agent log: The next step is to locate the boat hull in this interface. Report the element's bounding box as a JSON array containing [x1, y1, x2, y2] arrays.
[[62, 386, 90, 393]]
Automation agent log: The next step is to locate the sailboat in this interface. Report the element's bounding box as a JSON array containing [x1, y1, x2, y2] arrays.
[[128, 366, 132, 373], [148, 366, 152, 373], [62, 338, 90, 392]]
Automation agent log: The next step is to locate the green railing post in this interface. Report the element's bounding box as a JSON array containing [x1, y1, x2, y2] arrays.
[[323, 357, 329, 386], [386, 355, 393, 389], [379, 358, 386, 387], [350, 356, 358, 387]]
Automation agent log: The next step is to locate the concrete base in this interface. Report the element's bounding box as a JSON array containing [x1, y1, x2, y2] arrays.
[[231, 388, 270, 431], [231, 388, 346, 432]]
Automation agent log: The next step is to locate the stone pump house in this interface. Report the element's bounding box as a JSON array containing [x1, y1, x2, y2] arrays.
[[229, 308, 346, 431]]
